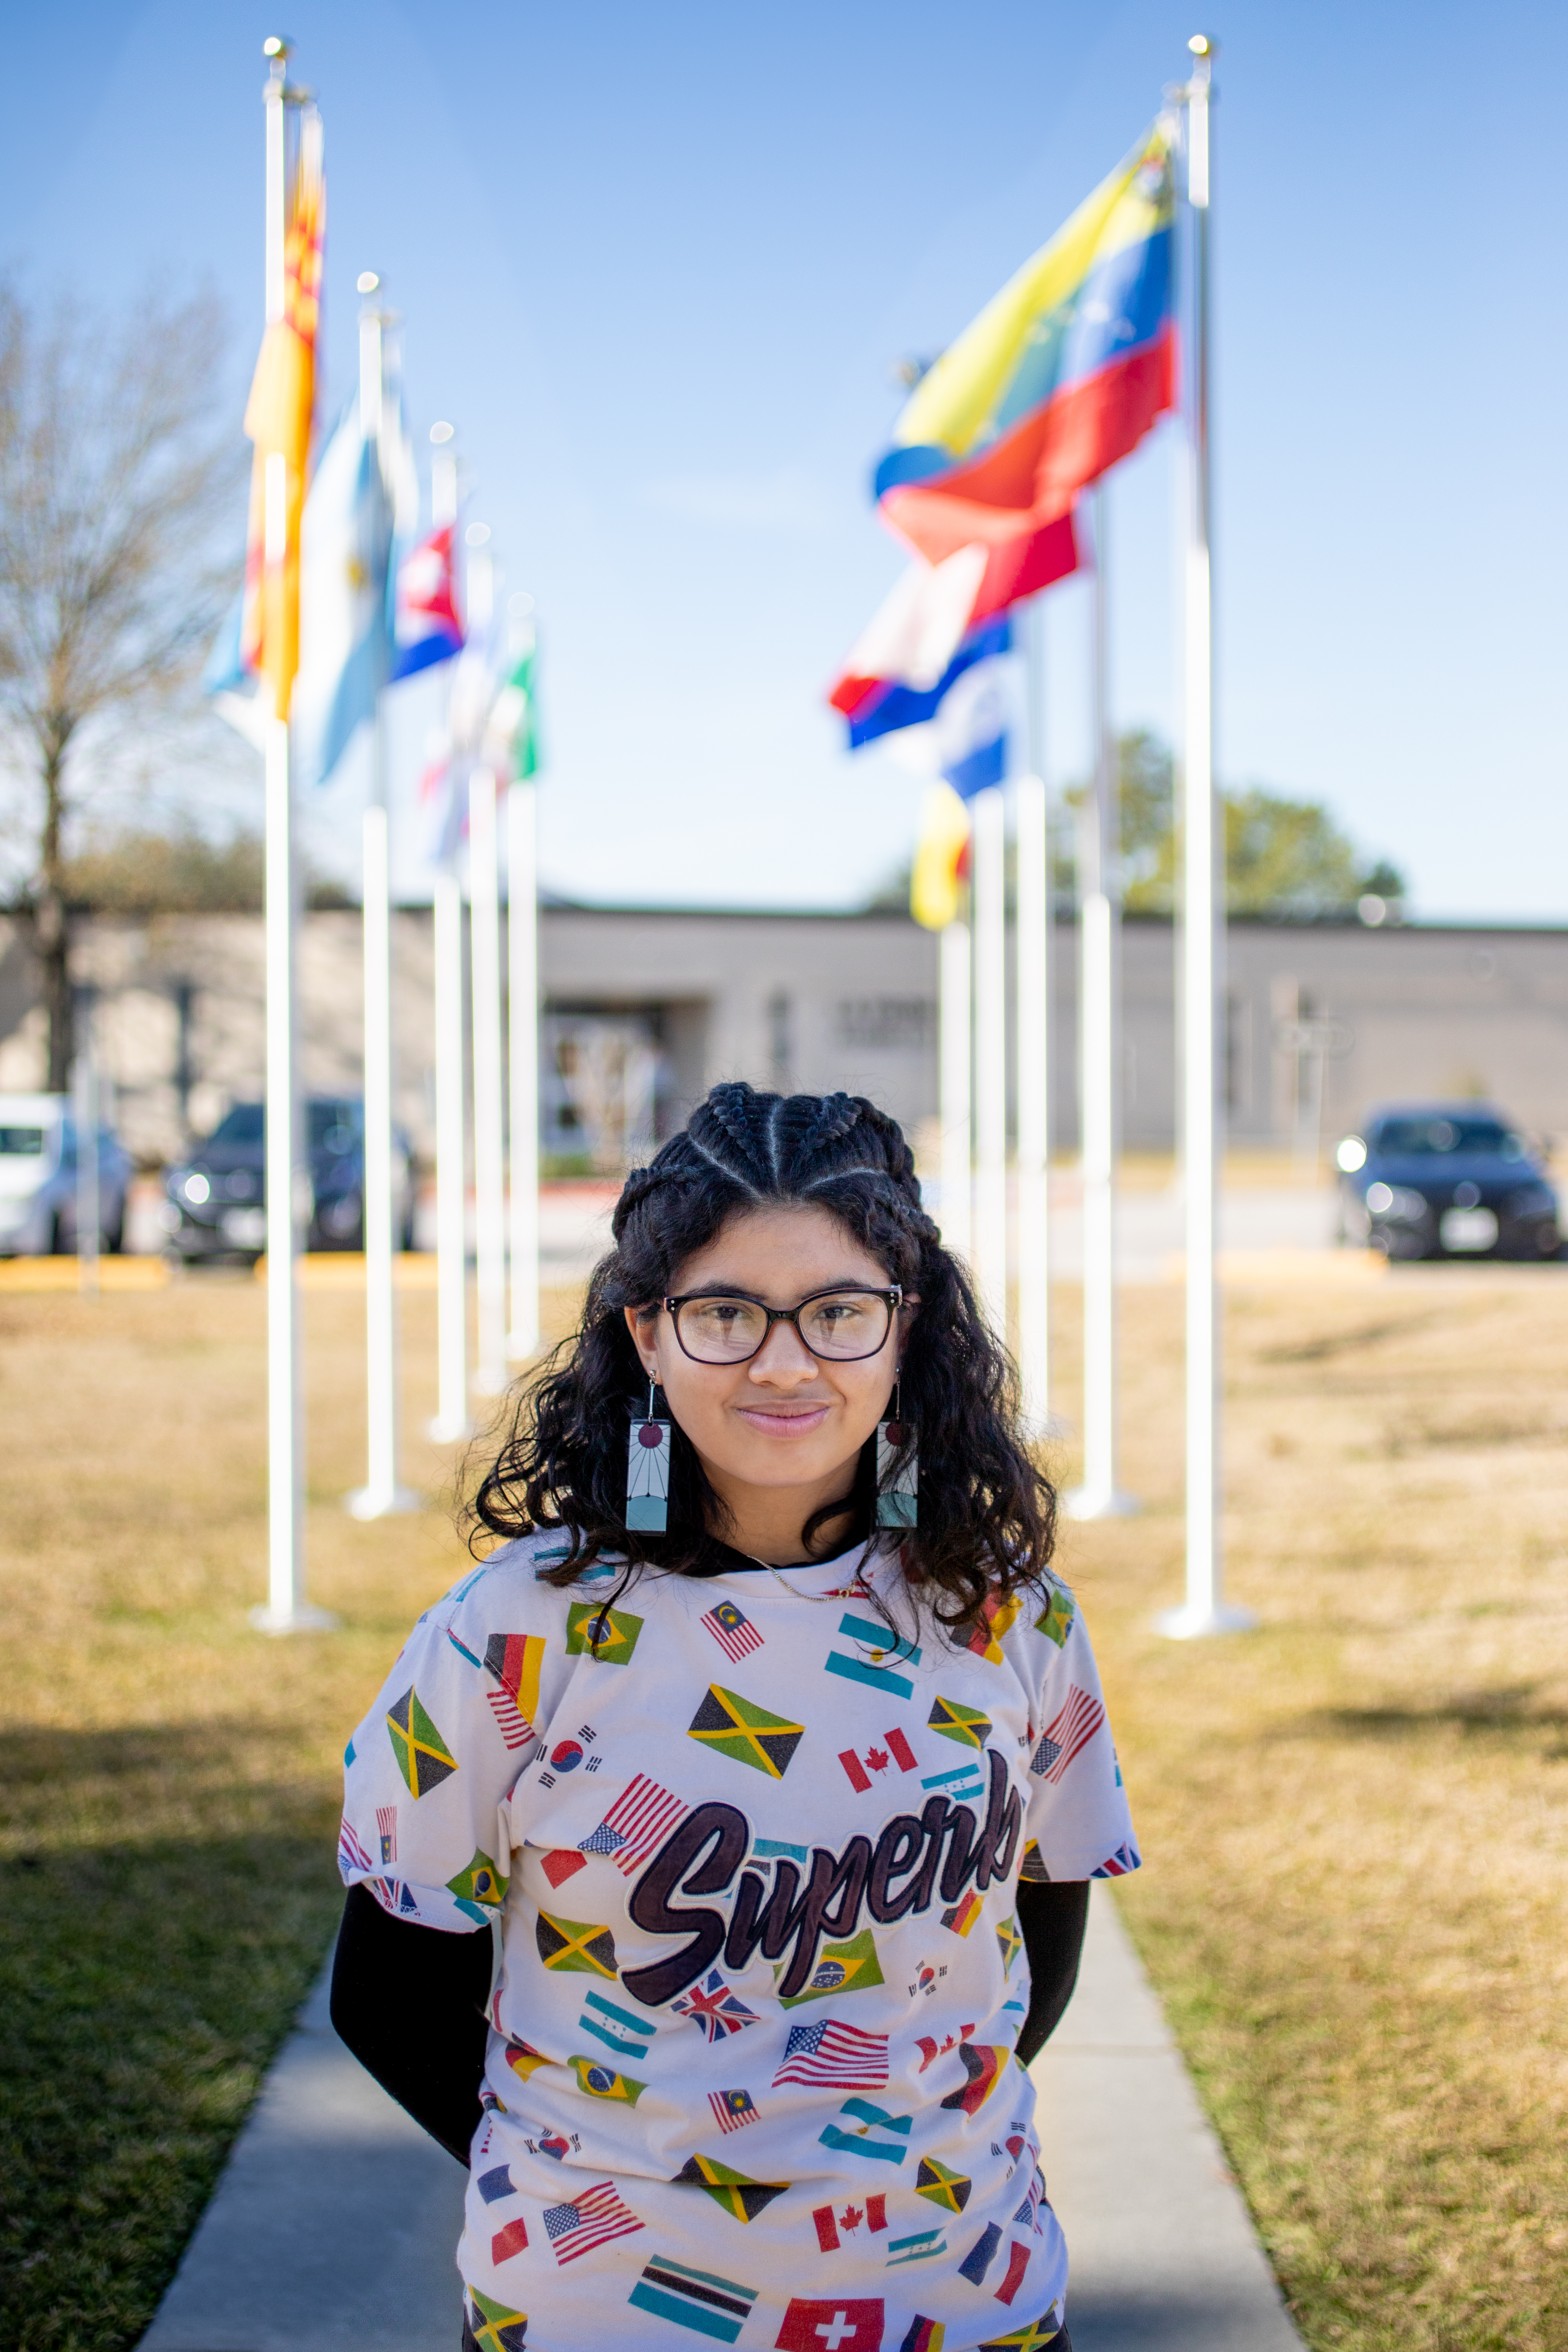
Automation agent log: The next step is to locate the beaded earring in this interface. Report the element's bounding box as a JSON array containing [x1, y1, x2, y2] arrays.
[[626, 1373, 672, 1532], [875, 1375, 918, 1529]]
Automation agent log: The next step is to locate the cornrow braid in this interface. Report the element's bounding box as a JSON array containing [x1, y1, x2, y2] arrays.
[[468, 1079, 1055, 1627]]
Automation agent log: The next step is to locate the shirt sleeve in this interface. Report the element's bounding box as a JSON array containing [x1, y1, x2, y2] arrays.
[[338, 1555, 538, 1934], [1016, 1576, 1141, 1885]]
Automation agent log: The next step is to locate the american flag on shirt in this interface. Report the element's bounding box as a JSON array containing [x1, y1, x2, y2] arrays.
[[578, 1775, 688, 1875], [701, 1596, 765, 1663], [1031, 1685, 1106, 1783], [772, 2018, 889, 2090], [672, 1968, 759, 2042], [337, 1817, 373, 1876], [541, 2180, 644, 2263]]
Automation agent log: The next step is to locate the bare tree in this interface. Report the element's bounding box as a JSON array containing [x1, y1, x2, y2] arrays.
[[0, 281, 242, 1087]]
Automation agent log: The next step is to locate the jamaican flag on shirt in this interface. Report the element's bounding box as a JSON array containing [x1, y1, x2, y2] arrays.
[[673, 2152, 789, 2221], [386, 1686, 458, 1797], [688, 1684, 803, 1778], [928, 1695, 991, 1749]]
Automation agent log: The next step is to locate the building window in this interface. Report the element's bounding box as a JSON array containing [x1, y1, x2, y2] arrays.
[[834, 998, 935, 1051]]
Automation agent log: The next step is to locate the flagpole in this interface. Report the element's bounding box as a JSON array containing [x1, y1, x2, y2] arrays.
[[938, 917, 972, 1265], [971, 781, 1007, 1338], [1159, 35, 1249, 1637], [427, 427, 471, 1444], [1067, 483, 1136, 1519], [1015, 596, 1050, 1436], [347, 273, 415, 1519], [469, 743, 509, 1397], [506, 740, 541, 1361], [254, 41, 330, 1632]]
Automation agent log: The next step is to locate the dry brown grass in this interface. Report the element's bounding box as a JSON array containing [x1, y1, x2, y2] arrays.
[[1, 1264, 1565, 2348], [1045, 1271, 1568, 2352]]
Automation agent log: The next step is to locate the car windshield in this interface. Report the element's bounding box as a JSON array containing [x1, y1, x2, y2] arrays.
[[308, 1101, 363, 1155], [208, 1105, 265, 1147], [1374, 1117, 1524, 1159], [0, 1126, 45, 1156]]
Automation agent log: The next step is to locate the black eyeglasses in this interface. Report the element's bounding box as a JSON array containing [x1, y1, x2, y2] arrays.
[[663, 1285, 902, 1366]]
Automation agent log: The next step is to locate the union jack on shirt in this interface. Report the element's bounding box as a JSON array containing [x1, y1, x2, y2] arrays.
[[670, 1968, 760, 2041]]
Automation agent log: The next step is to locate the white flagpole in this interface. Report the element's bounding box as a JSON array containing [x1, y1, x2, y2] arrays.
[[1160, 35, 1250, 1636], [1067, 482, 1136, 1519], [254, 45, 330, 1631], [1015, 598, 1050, 1434], [73, 989, 100, 1296], [971, 782, 1007, 1338], [506, 765, 541, 1359], [427, 426, 471, 1443], [470, 750, 509, 1396], [347, 273, 414, 1519], [938, 918, 972, 1265]]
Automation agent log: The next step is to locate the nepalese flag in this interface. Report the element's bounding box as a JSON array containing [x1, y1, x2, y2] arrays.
[[702, 1597, 765, 1664], [541, 2180, 644, 2263], [579, 1774, 688, 1874], [776, 2299, 884, 2352], [671, 1968, 761, 2041], [873, 116, 1176, 623], [392, 523, 464, 680], [1032, 1684, 1107, 1783]]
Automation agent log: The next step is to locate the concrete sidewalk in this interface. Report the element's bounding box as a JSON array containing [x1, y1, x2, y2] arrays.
[[140, 1891, 1302, 2351]]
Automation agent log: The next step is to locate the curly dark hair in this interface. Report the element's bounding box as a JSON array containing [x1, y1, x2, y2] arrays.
[[466, 1081, 1056, 1633]]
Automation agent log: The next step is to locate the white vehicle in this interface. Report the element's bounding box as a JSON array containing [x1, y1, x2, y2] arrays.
[[0, 1093, 132, 1256]]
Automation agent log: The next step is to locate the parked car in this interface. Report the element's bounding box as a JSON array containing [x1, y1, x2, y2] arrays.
[[1335, 1102, 1560, 1261], [162, 1097, 415, 1262], [0, 1092, 132, 1256]]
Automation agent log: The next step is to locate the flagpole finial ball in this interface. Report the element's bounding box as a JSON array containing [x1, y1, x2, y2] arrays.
[[1188, 32, 1212, 54], [430, 421, 455, 445], [263, 35, 293, 58], [357, 271, 380, 295], [466, 523, 491, 548]]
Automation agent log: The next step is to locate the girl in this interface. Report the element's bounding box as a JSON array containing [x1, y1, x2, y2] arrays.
[[333, 1082, 1139, 2352]]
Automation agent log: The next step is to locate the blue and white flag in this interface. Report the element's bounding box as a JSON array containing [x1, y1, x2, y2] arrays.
[[290, 400, 395, 791], [868, 618, 1013, 800]]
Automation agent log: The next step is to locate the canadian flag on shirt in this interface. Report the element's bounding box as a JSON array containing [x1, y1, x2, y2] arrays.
[[838, 1728, 917, 1793]]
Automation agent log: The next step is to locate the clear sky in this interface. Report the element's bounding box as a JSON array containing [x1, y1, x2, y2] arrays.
[[4, 0, 1565, 919]]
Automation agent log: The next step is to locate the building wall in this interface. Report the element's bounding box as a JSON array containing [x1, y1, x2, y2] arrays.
[[2, 907, 1565, 1167]]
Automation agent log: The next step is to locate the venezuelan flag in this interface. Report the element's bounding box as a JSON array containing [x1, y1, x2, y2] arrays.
[[875, 118, 1176, 624]]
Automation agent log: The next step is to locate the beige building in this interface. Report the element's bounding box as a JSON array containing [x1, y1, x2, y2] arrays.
[[2, 905, 1565, 1168]]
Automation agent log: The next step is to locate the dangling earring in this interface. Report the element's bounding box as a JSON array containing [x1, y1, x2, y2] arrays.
[[875, 1374, 918, 1529], [626, 1372, 672, 1532]]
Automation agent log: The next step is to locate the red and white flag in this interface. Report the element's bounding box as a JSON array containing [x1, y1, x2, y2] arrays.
[[838, 1727, 917, 1793], [775, 2299, 884, 2351], [813, 2194, 888, 2250]]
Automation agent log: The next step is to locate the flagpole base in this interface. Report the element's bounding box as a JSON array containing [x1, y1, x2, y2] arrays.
[[249, 1602, 340, 1637], [1154, 1601, 1257, 1641], [426, 1413, 474, 1444], [343, 1484, 422, 1521], [1062, 1485, 1140, 1521]]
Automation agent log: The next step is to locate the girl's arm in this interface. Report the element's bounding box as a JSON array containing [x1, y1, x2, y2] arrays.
[[1013, 1878, 1089, 2065], [330, 1885, 492, 2164]]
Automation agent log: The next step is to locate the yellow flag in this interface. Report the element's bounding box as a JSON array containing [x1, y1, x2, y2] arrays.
[[911, 781, 972, 930], [241, 109, 325, 720]]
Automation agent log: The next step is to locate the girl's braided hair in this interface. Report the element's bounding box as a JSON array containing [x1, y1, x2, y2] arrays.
[[467, 1081, 1056, 1631]]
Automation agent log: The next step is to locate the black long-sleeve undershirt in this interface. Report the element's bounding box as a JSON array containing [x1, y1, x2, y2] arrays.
[[331, 1873, 1089, 2165]]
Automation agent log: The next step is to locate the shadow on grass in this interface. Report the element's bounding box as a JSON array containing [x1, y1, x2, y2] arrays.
[[0, 1724, 346, 2352], [1276, 1684, 1568, 1747]]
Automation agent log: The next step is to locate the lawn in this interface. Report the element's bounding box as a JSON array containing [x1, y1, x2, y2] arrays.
[[0, 1262, 1564, 2350]]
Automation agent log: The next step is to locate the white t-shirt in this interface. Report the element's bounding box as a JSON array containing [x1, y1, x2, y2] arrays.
[[339, 1532, 1139, 2352]]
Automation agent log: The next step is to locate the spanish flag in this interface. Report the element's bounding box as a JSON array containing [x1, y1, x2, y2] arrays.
[[241, 107, 325, 720]]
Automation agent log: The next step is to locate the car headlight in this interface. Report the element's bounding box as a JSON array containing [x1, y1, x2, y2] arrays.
[[1365, 1183, 1426, 1220], [183, 1171, 211, 1204], [1336, 1136, 1368, 1172]]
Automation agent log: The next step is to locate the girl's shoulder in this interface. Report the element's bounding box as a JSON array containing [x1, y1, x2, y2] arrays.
[[416, 1528, 629, 1642]]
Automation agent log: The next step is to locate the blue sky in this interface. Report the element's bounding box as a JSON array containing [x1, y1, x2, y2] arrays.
[[5, 0, 1566, 918]]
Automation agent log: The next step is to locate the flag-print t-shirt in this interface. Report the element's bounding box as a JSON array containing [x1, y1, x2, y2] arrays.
[[339, 1533, 1140, 2352]]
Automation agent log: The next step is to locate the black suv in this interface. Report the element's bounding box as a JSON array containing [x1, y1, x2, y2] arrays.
[[1335, 1102, 1559, 1261], [163, 1097, 415, 1262]]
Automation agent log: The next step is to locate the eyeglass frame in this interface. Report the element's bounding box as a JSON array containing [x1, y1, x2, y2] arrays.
[[660, 1283, 904, 1367]]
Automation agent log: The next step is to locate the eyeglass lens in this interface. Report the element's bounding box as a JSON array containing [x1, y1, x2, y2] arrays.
[[677, 1291, 891, 1363]]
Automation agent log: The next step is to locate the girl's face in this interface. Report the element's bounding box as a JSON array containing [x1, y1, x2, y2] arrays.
[[624, 1204, 912, 1513]]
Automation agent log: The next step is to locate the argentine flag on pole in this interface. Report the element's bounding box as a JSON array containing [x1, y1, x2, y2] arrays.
[[290, 400, 394, 791]]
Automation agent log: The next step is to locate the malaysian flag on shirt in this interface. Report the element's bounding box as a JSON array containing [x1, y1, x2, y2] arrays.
[[1032, 1685, 1106, 1783], [541, 2181, 644, 2263], [772, 2019, 889, 2090], [702, 1598, 764, 1663], [579, 1776, 688, 1875]]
